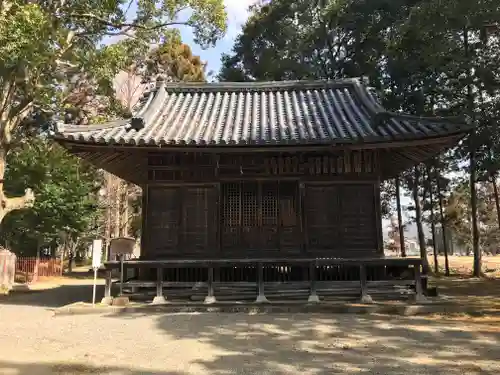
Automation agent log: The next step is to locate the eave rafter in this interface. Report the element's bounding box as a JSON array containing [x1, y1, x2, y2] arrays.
[[380, 136, 461, 179], [70, 146, 147, 184]]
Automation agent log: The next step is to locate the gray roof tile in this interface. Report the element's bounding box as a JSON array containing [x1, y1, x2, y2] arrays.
[[54, 79, 471, 146]]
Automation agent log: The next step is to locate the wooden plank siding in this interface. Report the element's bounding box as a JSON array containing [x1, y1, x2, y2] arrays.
[[142, 149, 382, 260], [144, 186, 381, 258]]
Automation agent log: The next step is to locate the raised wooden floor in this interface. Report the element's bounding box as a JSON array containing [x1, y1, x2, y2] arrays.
[[102, 257, 425, 304]]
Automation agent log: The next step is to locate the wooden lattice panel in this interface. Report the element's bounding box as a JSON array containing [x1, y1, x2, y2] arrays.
[[221, 181, 301, 254], [278, 182, 301, 253], [260, 182, 279, 250], [221, 183, 241, 251], [241, 182, 260, 249]]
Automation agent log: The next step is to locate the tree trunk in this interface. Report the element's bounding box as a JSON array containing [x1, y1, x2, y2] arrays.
[[464, 26, 481, 277], [0, 148, 35, 223], [470, 147, 481, 277], [59, 244, 65, 276], [412, 166, 429, 274], [427, 166, 439, 275], [491, 175, 500, 231], [395, 177, 406, 257], [120, 183, 129, 237], [114, 179, 121, 238], [68, 251, 74, 273], [33, 241, 41, 283], [436, 170, 450, 276], [104, 173, 112, 261]]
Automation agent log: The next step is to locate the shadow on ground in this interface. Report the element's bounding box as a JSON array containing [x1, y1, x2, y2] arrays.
[[106, 310, 500, 374], [435, 278, 500, 297], [1, 278, 500, 374], [0, 284, 104, 308], [0, 361, 186, 375]]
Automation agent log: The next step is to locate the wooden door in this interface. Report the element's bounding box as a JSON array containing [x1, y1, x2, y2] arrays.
[[147, 186, 181, 257], [304, 184, 341, 254], [278, 182, 301, 254], [220, 181, 301, 255], [180, 186, 218, 256], [338, 184, 378, 256]]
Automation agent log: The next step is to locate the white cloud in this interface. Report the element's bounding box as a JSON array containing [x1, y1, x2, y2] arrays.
[[223, 0, 256, 40]]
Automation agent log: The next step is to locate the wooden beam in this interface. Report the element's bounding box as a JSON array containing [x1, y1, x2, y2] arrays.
[[140, 185, 148, 258], [58, 133, 465, 153]]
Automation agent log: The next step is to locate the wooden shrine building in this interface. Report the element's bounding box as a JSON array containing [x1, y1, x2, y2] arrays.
[[54, 79, 471, 304]]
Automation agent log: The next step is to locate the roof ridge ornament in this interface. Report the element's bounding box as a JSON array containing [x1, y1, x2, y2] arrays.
[[130, 80, 167, 132]]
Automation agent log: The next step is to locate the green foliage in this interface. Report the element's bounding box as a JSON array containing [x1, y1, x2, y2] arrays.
[[144, 30, 207, 82], [0, 0, 227, 145], [220, 0, 500, 267], [0, 137, 101, 255]]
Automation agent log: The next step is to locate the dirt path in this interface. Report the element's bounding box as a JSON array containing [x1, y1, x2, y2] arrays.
[[1, 303, 499, 374], [3, 276, 104, 308], [1, 277, 499, 375]]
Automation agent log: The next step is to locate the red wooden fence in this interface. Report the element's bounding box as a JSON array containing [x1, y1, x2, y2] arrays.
[[15, 257, 63, 283]]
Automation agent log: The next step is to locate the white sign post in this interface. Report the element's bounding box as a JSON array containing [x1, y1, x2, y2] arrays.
[[91, 239, 103, 306]]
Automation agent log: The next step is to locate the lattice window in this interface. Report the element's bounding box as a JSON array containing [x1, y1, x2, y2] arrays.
[[221, 181, 300, 253], [241, 183, 259, 227], [261, 182, 278, 227], [222, 183, 241, 226], [279, 182, 297, 227]]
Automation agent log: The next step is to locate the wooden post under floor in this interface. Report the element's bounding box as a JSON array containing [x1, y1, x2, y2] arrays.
[[359, 264, 373, 303], [101, 270, 113, 305], [255, 262, 268, 303], [308, 261, 319, 303], [152, 267, 167, 304], [205, 267, 216, 304]]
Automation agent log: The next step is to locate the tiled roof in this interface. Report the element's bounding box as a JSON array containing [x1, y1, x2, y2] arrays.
[[54, 79, 471, 147]]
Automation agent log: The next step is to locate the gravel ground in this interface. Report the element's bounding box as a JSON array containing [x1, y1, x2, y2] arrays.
[[0, 283, 499, 375]]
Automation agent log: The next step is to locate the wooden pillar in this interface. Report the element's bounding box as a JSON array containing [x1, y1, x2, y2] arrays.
[[152, 267, 167, 304], [119, 255, 125, 296], [216, 183, 222, 255], [138, 185, 149, 282], [255, 262, 268, 303], [308, 261, 319, 303], [204, 266, 216, 304], [139, 185, 148, 258], [359, 264, 373, 303], [374, 181, 384, 255], [299, 182, 307, 254]]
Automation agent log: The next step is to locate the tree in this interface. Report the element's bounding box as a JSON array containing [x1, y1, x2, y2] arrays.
[[0, 137, 101, 259], [221, 0, 500, 276], [114, 30, 208, 111], [107, 28, 209, 247], [0, 0, 227, 223], [395, 177, 406, 257]]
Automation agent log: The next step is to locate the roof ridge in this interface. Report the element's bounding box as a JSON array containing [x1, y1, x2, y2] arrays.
[[375, 111, 469, 125], [154, 78, 362, 93], [55, 119, 129, 134]]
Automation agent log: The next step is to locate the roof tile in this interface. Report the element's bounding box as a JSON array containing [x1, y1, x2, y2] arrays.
[[54, 79, 471, 146]]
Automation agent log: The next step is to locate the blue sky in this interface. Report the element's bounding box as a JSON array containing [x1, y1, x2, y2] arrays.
[[179, 1, 254, 76], [117, 1, 254, 77]]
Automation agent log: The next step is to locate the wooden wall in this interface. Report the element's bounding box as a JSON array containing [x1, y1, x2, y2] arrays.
[[142, 149, 382, 259]]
